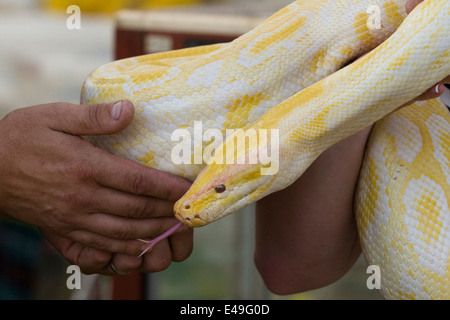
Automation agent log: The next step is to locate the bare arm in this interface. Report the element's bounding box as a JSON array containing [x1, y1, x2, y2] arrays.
[[254, 126, 370, 294]]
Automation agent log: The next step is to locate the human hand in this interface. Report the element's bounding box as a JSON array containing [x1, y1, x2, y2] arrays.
[[42, 219, 192, 275], [0, 100, 193, 274]]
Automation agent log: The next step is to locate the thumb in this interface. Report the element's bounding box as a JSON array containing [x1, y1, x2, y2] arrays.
[[47, 100, 135, 136]]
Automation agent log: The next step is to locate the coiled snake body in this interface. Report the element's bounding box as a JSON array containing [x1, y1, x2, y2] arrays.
[[81, 0, 450, 299]]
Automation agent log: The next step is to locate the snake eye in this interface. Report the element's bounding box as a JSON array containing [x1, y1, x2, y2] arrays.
[[214, 184, 226, 193]]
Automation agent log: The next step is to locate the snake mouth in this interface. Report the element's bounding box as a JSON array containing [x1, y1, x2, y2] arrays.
[[174, 201, 208, 227]]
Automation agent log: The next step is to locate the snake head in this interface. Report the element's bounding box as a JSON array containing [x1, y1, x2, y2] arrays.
[[174, 162, 277, 227], [174, 124, 280, 227]]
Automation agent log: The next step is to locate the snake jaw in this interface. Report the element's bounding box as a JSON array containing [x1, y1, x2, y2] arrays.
[[174, 183, 230, 227], [174, 199, 209, 227]]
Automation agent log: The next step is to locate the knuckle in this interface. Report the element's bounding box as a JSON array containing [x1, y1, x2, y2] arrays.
[[158, 174, 183, 200], [54, 211, 77, 229], [128, 199, 155, 218], [63, 191, 92, 210], [159, 182, 174, 200], [89, 251, 111, 266], [113, 223, 135, 240], [73, 162, 95, 181], [72, 231, 89, 245], [86, 104, 104, 130], [42, 210, 69, 233], [67, 251, 111, 275], [116, 253, 142, 270], [72, 232, 108, 251], [59, 245, 78, 265], [128, 172, 152, 195], [121, 242, 142, 256], [145, 255, 172, 273], [87, 236, 109, 251], [59, 160, 96, 182], [62, 253, 78, 267], [161, 174, 190, 201]]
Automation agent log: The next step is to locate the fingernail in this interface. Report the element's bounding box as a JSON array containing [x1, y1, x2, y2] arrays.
[[435, 84, 441, 94], [111, 101, 123, 120]]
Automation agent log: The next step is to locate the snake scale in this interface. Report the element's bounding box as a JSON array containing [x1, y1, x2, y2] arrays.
[[81, 0, 450, 299]]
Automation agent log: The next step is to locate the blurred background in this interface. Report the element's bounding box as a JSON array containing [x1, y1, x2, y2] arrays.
[[0, 0, 382, 300]]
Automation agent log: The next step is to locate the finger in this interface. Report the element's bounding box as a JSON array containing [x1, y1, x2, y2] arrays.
[[140, 237, 173, 273], [66, 228, 145, 255], [42, 100, 135, 136], [415, 83, 446, 101], [92, 152, 191, 200], [77, 246, 114, 275], [168, 226, 194, 262], [80, 214, 184, 243], [41, 230, 83, 265], [90, 186, 177, 219], [406, 0, 423, 14], [110, 254, 143, 275], [395, 81, 448, 112], [42, 230, 114, 274]]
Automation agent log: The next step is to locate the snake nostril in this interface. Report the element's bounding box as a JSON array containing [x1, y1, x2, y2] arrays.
[[185, 204, 191, 210]]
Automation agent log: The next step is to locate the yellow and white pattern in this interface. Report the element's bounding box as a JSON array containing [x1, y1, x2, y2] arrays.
[[356, 100, 450, 299], [81, 0, 450, 299]]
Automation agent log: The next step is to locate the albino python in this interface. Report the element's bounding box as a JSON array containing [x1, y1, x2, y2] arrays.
[[81, 0, 450, 299]]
